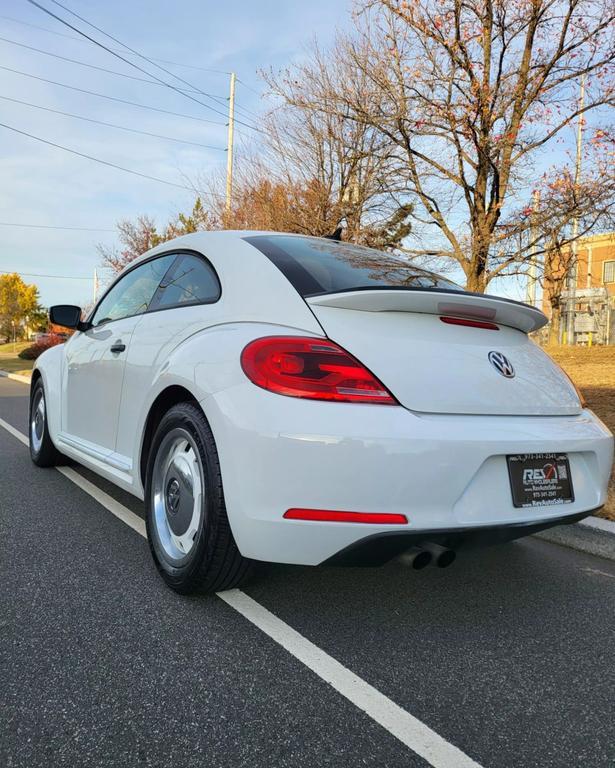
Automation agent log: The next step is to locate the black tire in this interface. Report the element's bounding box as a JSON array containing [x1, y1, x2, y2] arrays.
[[29, 379, 61, 467], [145, 402, 252, 594]]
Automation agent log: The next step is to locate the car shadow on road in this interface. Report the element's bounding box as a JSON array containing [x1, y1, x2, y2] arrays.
[[243, 538, 612, 640]]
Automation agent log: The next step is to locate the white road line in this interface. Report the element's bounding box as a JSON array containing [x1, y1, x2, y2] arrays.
[[57, 466, 147, 538], [0, 408, 482, 768], [581, 567, 615, 579], [219, 589, 482, 768], [0, 416, 147, 537], [0, 415, 29, 447]]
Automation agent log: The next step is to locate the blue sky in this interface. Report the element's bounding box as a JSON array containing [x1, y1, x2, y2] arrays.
[[0, 0, 599, 311], [0, 0, 352, 307]]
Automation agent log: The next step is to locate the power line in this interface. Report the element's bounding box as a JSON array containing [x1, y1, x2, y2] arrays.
[[26, 0, 232, 120], [0, 120, 225, 198], [0, 14, 261, 122], [233, 80, 265, 121], [0, 222, 114, 231], [237, 78, 262, 97], [0, 269, 91, 279], [27, 0, 263, 133], [0, 33, 260, 124], [45, 0, 262, 126], [0, 94, 226, 151], [0, 65, 225, 125], [0, 35, 227, 98], [0, 13, 232, 74]]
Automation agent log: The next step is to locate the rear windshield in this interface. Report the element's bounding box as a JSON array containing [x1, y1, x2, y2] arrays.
[[244, 234, 462, 297]]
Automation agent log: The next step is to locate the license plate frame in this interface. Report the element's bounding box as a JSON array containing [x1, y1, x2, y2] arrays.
[[506, 453, 574, 509]]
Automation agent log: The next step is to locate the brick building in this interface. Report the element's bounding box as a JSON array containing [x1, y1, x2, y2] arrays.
[[542, 231, 615, 344]]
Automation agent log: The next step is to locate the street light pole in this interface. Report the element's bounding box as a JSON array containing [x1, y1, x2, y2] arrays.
[[224, 72, 236, 228], [565, 73, 586, 345]]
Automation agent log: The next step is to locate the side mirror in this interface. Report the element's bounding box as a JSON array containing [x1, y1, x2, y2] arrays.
[[49, 305, 86, 330]]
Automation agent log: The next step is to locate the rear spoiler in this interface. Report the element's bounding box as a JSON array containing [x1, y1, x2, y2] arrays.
[[306, 289, 548, 334]]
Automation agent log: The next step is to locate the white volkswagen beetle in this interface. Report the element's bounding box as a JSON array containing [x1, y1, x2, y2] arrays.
[[30, 231, 613, 593]]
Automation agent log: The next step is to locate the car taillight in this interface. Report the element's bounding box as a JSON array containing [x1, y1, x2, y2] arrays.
[[240, 336, 396, 404]]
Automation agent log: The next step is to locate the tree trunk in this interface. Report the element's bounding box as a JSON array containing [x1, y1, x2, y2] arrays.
[[466, 232, 490, 293], [548, 302, 561, 345]]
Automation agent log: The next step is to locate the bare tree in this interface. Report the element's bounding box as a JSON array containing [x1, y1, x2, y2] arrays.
[[224, 62, 414, 247], [97, 215, 163, 273], [98, 199, 217, 273], [536, 135, 615, 340], [542, 233, 575, 343], [266, 0, 614, 290]]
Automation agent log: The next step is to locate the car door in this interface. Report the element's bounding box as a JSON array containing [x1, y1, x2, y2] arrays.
[[61, 254, 176, 460], [114, 251, 223, 465]]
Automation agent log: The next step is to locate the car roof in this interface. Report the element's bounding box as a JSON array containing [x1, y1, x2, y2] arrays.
[[113, 229, 325, 334], [123, 230, 308, 273]]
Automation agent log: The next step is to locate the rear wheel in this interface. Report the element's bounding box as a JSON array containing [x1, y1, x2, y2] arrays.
[[145, 402, 251, 594], [29, 379, 60, 467]]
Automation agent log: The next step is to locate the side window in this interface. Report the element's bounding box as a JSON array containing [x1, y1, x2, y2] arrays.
[[91, 255, 176, 327], [150, 253, 221, 310]]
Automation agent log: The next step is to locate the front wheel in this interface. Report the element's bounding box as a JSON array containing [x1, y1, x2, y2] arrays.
[[29, 379, 60, 467], [145, 402, 252, 594]]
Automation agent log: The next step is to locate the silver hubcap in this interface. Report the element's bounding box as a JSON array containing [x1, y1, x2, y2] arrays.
[[31, 389, 45, 453], [152, 428, 204, 561]]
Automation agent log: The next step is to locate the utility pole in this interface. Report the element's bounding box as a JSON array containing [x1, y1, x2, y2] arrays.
[[93, 269, 99, 303], [526, 188, 541, 307], [565, 73, 586, 345], [225, 72, 236, 228]]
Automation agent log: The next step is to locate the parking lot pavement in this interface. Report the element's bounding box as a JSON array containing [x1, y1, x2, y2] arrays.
[[1, 376, 614, 768]]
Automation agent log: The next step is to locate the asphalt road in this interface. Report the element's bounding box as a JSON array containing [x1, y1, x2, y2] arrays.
[[1, 375, 614, 768]]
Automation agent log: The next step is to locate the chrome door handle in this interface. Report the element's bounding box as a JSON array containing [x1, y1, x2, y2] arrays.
[[110, 342, 126, 353]]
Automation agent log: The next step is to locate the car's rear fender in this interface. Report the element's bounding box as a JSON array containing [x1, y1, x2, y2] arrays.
[[133, 322, 325, 496], [149, 321, 326, 399]]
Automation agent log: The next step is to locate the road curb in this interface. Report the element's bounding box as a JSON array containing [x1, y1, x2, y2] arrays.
[[0, 370, 31, 385], [535, 515, 615, 562]]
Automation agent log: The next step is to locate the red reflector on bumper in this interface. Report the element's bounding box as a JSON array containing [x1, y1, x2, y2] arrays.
[[284, 508, 408, 524]]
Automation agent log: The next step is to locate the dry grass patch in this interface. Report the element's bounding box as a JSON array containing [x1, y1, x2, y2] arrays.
[[0, 345, 34, 378], [545, 346, 615, 521], [0, 342, 29, 354]]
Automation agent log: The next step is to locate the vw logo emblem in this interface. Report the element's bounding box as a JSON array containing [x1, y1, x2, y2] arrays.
[[488, 351, 515, 378], [166, 478, 181, 514]]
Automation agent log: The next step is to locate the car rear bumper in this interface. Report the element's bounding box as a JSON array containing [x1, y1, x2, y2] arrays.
[[203, 384, 614, 565], [323, 509, 595, 566]]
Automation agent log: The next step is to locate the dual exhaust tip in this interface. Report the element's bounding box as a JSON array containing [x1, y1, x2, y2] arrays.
[[398, 543, 456, 570]]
